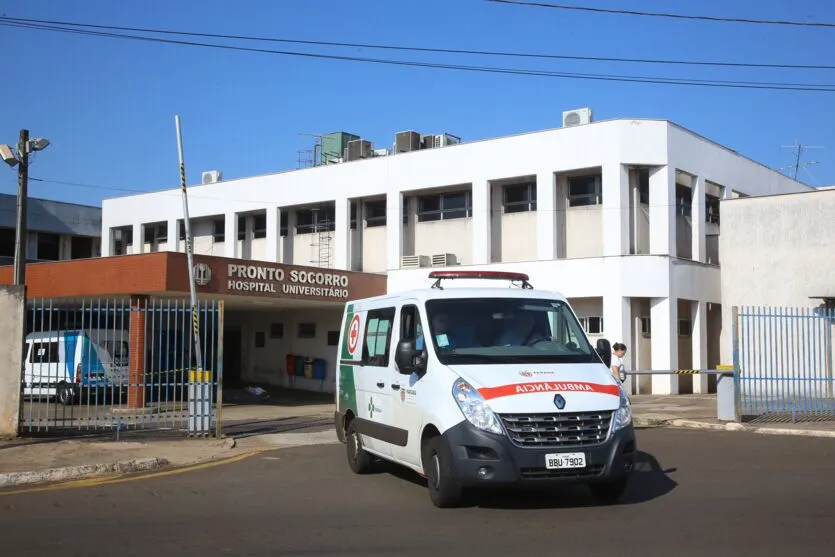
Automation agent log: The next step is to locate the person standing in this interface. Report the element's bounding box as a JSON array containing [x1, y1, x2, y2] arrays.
[[611, 342, 627, 383]]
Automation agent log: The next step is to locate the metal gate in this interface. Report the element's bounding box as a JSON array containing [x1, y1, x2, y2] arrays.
[[19, 297, 223, 437], [734, 305, 835, 423]]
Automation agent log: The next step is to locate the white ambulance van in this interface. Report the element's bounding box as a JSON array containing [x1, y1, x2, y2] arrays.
[[334, 270, 636, 508]]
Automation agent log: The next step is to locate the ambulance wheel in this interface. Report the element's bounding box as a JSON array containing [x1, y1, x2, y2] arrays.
[[588, 478, 628, 505], [346, 419, 374, 474], [56, 383, 75, 406], [422, 436, 464, 508]]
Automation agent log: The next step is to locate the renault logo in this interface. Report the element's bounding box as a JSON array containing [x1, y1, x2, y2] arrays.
[[554, 394, 566, 410]]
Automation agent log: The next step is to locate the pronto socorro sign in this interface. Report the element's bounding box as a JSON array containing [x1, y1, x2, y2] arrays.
[[225, 263, 350, 298]]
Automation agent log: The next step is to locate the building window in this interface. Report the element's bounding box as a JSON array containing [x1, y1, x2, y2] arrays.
[[350, 201, 357, 231], [297, 322, 316, 339], [676, 185, 692, 217], [238, 215, 247, 240], [280, 212, 288, 236], [678, 318, 692, 337], [269, 322, 283, 339], [637, 168, 650, 204], [503, 182, 537, 214], [365, 200, 386, 228], [179, 220, 186, 241], [640, 316, 651, 336], [254, 332, 265, 348], [253, 214, 267, 239], [213, 219, 225, 243], [568, 175, 602, 207], [579, 316, 604, 335], [296, 207, 335, 234], [706, 195, 720, 224], [0, 228, 14, 258], [70, 236, 94, 260], [36, 233, 60, 261], [327, 331, 340, 346], [417, 191, 471, 222]]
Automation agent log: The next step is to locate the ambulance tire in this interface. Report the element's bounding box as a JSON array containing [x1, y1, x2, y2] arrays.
[[346, 419, 374, 474], [588, 477, 628, 505], [56, 382, 75, 406], [423, 436, 464, 508]]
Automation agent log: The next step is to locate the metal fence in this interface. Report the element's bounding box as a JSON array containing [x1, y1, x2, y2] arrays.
[[734, 305, 835, 423], [19, 297, 223, 437]]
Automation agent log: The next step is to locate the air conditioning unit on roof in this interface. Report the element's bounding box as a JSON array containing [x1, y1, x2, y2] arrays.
[[431, 253, 458, 267], [202, 170, 222, 184], [401, 255, 430, 269], [562, 108, 593, 127]]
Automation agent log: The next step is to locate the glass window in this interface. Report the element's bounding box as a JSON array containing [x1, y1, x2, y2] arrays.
[[363, 308, 395, 366], [424, 297, 599, 365], [568, 175, 601, 207]]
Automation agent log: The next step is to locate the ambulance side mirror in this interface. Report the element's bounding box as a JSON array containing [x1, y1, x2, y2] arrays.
[[395, 339, 426, 375], [596, 338, 612, 368]]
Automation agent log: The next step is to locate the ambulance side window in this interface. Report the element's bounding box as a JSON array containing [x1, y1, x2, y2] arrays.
[[362, 307, 395, 367], [399, 305, 422, 342]]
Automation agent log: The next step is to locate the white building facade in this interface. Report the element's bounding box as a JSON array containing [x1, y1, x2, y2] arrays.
[[101, 118, 812, 395]]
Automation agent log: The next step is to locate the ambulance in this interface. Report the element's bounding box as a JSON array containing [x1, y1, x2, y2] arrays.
[[334, 270, 636, 508]]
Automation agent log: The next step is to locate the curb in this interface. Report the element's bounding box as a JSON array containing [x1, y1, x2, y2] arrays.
[[635, 416, 835, 439], [0, 457, 170, 489]]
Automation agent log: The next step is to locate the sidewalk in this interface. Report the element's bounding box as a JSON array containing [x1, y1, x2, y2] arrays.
[[3, 394, 835, 490]]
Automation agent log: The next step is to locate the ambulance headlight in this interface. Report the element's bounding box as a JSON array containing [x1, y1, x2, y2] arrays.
[[612, 386, 633, 432], [451, 378, 504, 435]]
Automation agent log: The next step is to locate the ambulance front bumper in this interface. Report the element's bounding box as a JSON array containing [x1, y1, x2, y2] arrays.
[[441, 419, 636, 488]]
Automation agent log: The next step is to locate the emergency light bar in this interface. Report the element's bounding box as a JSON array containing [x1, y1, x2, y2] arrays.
[[428, 270, 534, 290]]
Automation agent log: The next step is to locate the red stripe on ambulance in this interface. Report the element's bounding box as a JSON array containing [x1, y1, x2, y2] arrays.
[[478, 381, 620, 401]]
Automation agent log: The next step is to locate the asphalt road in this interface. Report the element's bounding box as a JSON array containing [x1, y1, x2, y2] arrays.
[[2, 428, 835, 557]]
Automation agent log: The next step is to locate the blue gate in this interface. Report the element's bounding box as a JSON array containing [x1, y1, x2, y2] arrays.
[[19, 297, 223, 437], [734, 305, 835, 423]]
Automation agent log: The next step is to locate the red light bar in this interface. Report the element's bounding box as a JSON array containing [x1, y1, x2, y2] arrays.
[[428, 270, 534, 289], [428, 270, 530, 281]]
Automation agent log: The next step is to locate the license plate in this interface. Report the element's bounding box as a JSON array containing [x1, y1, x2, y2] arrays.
[[545, 452, 586, 470]]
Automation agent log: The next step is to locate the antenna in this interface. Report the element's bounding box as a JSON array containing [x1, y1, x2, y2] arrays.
[[299, 133, 324, 167], [781, 140, 824, 181]]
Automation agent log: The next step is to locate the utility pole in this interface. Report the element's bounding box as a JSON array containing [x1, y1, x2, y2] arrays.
[[13, 129, 29, 286]]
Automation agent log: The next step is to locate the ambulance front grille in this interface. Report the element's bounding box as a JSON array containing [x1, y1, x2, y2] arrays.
[[498, 411, 613, 449]]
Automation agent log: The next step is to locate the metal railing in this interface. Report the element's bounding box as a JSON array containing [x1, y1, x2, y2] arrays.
[[734, 306, 835, 423], [19, 297, 223, 437]]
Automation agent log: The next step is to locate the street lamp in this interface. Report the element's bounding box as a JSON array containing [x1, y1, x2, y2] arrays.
[[2, 129, 50, 286]]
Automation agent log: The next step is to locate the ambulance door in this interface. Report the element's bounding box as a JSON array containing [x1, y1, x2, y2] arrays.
[[356, 305, 400, 458], [391, 302, 427, 466]]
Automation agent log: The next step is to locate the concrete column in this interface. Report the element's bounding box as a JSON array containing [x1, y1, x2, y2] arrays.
[[0, 285, 25, 437], [386, 192, 404, 270], [691, 175, 706, 263], [282, 209, 295, 265], [603, 292, 633, 378], [649, 165, 676, 256], [536, 171, 556, 260], [490, 184, 503, 262], [692, 300, 709, 393], [101, 225, 112, 257], [351, 201, 364, 271], [224, 212, 238, 258], [166, 218, 178, 252], [471, 180, 492, 265], [265, 207, 280, 262], [651, 296, 679, 394], [602, 162, 630, 256], [128, 294, 149, 409], [333, 197, 351, 270], [132, 223, 142, 254]]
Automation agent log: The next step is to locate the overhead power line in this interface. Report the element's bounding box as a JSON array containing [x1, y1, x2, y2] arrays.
[[2, 20, 835, 93], [486, 0, 835, 28], [0, 14, 833, 70]]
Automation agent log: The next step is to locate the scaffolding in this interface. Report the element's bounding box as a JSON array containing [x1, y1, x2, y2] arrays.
[[309, 208, 332, 268]]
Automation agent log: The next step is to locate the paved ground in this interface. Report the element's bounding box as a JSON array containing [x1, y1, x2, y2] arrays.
[[2, 428, 834, 557]]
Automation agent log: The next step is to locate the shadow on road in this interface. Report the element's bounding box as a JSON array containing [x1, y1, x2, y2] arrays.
[[370, 450, 678, 509], [222, 417, 333, 439]]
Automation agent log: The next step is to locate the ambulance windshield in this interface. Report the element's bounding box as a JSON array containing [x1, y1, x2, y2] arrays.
[[424, 297, 599, 365]]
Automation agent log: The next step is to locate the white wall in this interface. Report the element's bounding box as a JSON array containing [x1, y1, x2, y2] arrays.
[[225, 308, 343, 394], [414, 219, 472, 266], [719, 188, 835, 366], [500, 211, 538, 263]]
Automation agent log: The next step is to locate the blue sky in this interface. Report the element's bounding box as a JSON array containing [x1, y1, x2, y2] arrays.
[[1, 0, 833, 207]]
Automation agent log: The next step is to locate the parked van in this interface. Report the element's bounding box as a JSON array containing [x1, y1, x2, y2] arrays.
[[23, 329, 130, 406], [334, 270, 636, 508]]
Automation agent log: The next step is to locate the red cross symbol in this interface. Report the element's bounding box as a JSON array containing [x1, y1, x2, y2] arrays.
[[347, 314, 361, 354]]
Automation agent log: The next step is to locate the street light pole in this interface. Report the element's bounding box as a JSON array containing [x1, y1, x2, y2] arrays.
[[13, 129, 29, 286]]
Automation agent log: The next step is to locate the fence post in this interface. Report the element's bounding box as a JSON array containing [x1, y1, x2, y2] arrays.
[[0, 285, 25, 437], [215, 299, 224, 439], [731, 305, 742, 422]]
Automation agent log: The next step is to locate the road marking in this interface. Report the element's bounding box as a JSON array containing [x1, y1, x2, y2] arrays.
[[0, 449, 266, 497]]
